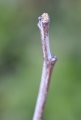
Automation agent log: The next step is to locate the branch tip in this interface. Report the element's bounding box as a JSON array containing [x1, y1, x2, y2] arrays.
[[41, 13, 49, 23], [38, 13, 50, 23]]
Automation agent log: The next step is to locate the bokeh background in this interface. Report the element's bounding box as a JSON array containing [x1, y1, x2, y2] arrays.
[[0, 0, 81, 120]]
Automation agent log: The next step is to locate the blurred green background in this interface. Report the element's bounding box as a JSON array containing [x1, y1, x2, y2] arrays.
[[0, 0, 81, 120]]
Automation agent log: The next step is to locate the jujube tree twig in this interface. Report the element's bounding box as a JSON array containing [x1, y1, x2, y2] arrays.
[[33, 13, 57, 120]]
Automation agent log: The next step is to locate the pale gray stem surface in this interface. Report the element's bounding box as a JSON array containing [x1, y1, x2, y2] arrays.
[[33, 13, 57, 120]]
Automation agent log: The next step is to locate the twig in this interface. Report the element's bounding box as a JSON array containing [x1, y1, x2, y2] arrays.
[[33, 13, 57, 120]]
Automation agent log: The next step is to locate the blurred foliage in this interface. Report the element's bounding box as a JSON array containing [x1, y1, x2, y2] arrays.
[[0, 0, 81, 120]]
